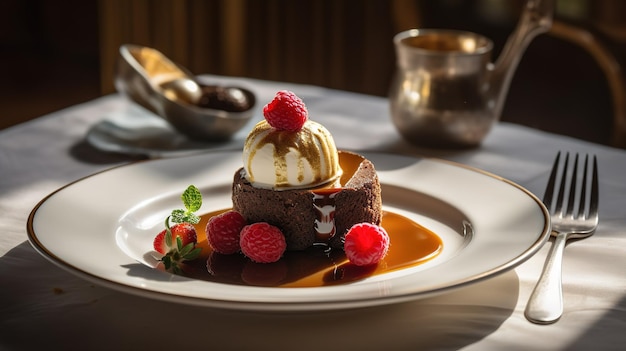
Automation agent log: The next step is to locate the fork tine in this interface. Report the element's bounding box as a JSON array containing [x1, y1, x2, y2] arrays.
[[589, 155, 599, 219], [554, 152, 570, 215], [543, 151, 561, 208], [565, 154, 579, 218], [577, 154, 589, 219]]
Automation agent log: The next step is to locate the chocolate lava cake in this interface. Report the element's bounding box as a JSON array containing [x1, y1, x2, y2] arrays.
[[232, 151, 382, 250]]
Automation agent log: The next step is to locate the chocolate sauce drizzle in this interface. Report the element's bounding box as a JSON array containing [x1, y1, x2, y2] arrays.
[[312, 189, 341, 243]]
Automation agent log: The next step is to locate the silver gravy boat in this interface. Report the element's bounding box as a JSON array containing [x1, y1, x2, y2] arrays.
[[389, 0, 554, 148], [115, 44, 256, 141]]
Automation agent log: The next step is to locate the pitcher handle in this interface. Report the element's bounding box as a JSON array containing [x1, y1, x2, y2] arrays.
[[491, 0, 555, 120], [549, 20, 626, 148]]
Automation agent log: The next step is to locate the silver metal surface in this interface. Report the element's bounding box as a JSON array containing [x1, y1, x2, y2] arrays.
[[115, 44, 255, 141], [525, 152, 599, 324], [389, 0, 554, 148]]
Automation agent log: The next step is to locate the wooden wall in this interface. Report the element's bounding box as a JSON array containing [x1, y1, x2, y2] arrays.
[[4, 0, 624, 146], [97, 0, 626, 147], [98, 0, 419, 97]]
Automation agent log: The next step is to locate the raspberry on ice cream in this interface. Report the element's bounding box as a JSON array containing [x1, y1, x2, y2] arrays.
[[262, 90, 308, 131], [242, 90, 342, 190]]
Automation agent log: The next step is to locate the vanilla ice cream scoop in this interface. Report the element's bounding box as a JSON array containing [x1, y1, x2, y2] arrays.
[[242, 120, 342, 190]]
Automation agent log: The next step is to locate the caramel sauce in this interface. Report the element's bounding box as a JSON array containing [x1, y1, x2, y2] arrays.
[[180, 210, 443, 287], [171, 151, 443, 287]]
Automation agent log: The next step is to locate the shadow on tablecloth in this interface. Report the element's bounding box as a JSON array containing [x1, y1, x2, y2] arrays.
[[0, 241, 518, 350]]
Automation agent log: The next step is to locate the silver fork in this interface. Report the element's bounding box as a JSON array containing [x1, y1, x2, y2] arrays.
[[525, 152, 599, 324]]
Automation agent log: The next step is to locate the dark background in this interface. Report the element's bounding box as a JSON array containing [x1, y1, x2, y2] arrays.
[[1, 0, 624, 147]]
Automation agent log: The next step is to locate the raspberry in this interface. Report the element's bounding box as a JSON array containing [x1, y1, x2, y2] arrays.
[[206, 210, 247, 254], [239, 222, 287, 263], [343, 223, 390, 266], [262, 90, 308, 131]]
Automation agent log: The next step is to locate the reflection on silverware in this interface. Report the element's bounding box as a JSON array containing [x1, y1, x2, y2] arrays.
[[525, 152, 599, 324], [115, 44, 256, 141], [159, 77, 203, 105]]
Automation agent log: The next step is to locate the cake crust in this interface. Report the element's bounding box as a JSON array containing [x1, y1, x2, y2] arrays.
[[232, 153, 382, 251]]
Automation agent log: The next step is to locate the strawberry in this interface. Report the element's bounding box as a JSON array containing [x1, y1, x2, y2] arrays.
[[152, 185, 204, 274], [206, 210, 247, 254], [343, 223, 390, 266], [262, 90, 308, 131], [153, 222, 201, 274], [239, 222, 287, 263], [153, 222, 197, 254]]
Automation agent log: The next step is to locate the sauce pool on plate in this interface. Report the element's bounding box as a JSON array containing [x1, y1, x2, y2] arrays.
[[175, 209, 443, 287]]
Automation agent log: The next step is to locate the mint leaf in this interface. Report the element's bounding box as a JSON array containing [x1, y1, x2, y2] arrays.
[[170, 209, 187, 224], [170, 185, 202, 224], [186, 213, 200, 225], [182, 185, 202, 213], [171, 210, 200, 225]]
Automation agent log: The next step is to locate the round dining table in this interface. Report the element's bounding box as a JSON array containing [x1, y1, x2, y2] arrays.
[[1, 75, 625, 350]]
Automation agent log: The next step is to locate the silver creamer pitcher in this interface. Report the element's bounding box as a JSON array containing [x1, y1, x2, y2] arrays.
[[389, 0, 554, 148]]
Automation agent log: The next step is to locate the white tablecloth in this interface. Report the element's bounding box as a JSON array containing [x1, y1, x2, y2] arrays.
[[1, 76, 625, 350]]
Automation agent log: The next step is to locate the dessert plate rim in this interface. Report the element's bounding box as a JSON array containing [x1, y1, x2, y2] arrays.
[[27, 151, 550, 311]]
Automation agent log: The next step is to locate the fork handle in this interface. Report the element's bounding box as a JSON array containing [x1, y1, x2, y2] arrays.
[[524, 231, 568, 324]]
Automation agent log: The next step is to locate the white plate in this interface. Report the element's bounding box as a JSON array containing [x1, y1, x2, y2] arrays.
[[27, 152, 550, 311]]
